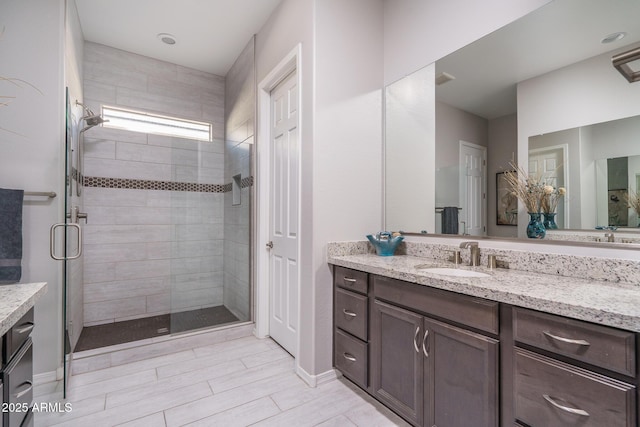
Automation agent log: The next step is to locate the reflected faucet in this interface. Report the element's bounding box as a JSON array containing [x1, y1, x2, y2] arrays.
[[459, 241, 480, 266]]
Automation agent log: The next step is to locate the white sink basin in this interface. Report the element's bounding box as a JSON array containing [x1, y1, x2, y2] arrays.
[[417, 267, 490, 278]]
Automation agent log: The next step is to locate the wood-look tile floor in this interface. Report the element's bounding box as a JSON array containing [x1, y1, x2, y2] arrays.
[[34, 334, 410, 427]]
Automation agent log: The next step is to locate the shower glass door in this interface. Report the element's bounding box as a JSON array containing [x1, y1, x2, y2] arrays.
[[168, 37, 255, 334], [168, 139, 253, 334], [62, 88, 84, 397]]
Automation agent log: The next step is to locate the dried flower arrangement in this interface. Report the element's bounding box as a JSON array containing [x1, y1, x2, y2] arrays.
[[502, 163, 545, 213], [624, 189, 640, 218], [503, 161, 567, 215], [541, 185, 566, 214]]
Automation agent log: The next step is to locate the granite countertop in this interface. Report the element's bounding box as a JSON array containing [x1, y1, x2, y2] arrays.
[[0, 282, 47, 336], [328, 254, 640, 332]]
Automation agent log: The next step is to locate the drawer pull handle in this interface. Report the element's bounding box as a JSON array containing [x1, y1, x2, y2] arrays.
[[342, 309, 357, 318], [14, 381, 33, 399], [343, 352, 357, 362], [413, 326, 421, 353], [343, 277, 357, 284], [543, 394, 590, 417], [14, 322, 35, 335], [422, 329, 429, 358], [543, 331, 591, 347]]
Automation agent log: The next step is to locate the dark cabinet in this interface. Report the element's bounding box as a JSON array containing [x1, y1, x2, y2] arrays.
[[332, 264, 639, 427], [371, 298, 498, 427], [371, 299, 424, 425], [1, 309, 35, 427], [424, 317, 498, 427], [512, 307, 637, 427], [333, 266, 370, 390]]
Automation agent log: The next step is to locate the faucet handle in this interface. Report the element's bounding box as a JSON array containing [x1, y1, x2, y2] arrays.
[[449, 250, 462, 265], [487, 254, 497, 269]]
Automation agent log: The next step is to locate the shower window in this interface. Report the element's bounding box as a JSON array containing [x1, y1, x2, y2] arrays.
[[102, 105, 212, 141]]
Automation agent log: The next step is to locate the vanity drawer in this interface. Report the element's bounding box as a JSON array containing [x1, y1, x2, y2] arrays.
[[3, 339, 33, 427], [513, 307, 636, 376], [335, 288, 368, 341], [335, 329, 368, 389], [373, 275, 499, 335], [334, 266, 368, 295], [514, 348, 636, 427], [3, 308, 34, 363]]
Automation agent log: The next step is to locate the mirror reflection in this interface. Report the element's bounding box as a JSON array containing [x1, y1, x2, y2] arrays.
[[384, 0, 640, 243]]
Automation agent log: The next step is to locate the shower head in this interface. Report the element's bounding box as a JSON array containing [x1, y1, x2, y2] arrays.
[[75, 99, 108, 132], [84, 115, 106, 127]]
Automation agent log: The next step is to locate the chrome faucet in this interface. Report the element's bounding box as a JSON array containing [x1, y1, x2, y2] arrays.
[[604, 232, 615, 242], [459, 241, 480, 266]]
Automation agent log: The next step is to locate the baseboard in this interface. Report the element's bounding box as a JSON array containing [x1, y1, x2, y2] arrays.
[[295, 364, 338, 387], [34, 370, 60, 385]]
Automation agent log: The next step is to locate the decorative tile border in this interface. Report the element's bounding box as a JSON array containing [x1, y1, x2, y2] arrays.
[[240, 176, 254, 188], [82, 176, 254, 194]]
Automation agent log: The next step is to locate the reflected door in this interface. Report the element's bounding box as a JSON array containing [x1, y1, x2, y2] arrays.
[[459, 141, 486, 236], [529, 146, 566, 228]]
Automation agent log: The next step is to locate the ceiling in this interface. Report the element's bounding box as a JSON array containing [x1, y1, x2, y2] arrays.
[[74, 0, 283, 77], [435, 0, 640, 119]]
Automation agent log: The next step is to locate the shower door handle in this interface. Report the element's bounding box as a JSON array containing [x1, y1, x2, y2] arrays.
[[50, 223, 82, 260]]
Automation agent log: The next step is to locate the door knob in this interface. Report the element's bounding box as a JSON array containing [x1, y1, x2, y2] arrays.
[[266, 241, 274, 249]]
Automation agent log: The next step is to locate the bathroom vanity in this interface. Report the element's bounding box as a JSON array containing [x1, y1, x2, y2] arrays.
[[0, 283, 47, 427], [329, 248, 639, 427]]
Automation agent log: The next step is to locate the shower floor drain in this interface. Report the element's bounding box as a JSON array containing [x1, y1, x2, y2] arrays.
[[157, 327, 169, 334]]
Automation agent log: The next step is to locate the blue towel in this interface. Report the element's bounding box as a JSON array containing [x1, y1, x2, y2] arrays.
[[441, 207, 459, 234], [0, 188, 24, 284]]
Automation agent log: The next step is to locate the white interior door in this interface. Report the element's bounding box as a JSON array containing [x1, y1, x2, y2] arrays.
[[459, 141, 486, 236], [529, 146, 566, 227], [268, 71, 299, 356]]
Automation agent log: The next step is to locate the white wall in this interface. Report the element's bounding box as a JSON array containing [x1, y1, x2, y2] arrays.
[[487, 113, 518, 237], [435, 101, 487, 216], [255, 0, 384, 380], [386, 65, 435, 233], [314, 0, 384, 376], [518, 42, 640, 236], [383, 0, 551, 85], [0, 0, 65, 375]]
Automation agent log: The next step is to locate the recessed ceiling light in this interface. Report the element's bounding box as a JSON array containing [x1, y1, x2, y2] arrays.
[[601, 32, 626, 44], [157, 33, 177, 45]]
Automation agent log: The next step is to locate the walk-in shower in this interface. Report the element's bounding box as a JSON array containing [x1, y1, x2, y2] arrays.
[[64, 38, 256, 357]]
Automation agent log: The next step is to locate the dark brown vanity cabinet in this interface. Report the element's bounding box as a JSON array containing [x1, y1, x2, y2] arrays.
[[332, 265, 640, 427], [333, 266, 370, 390], [370, 275, 499, 427], [512, 307, 637, 427], [2, 308, 35, 427]]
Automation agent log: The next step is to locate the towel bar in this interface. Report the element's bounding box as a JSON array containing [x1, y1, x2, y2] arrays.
[[24, 191, 56, 198]]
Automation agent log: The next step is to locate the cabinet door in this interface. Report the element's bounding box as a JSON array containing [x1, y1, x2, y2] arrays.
[[371, 299, 424, 427], [424, 317, 499, 427]]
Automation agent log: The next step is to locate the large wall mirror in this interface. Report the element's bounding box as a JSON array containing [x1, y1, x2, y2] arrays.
[[385, 0, 640, 244]]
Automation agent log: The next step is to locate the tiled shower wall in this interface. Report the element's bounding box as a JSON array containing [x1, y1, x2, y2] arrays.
[[81, 42, 226, 326], [223, 38, 255, 322]]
